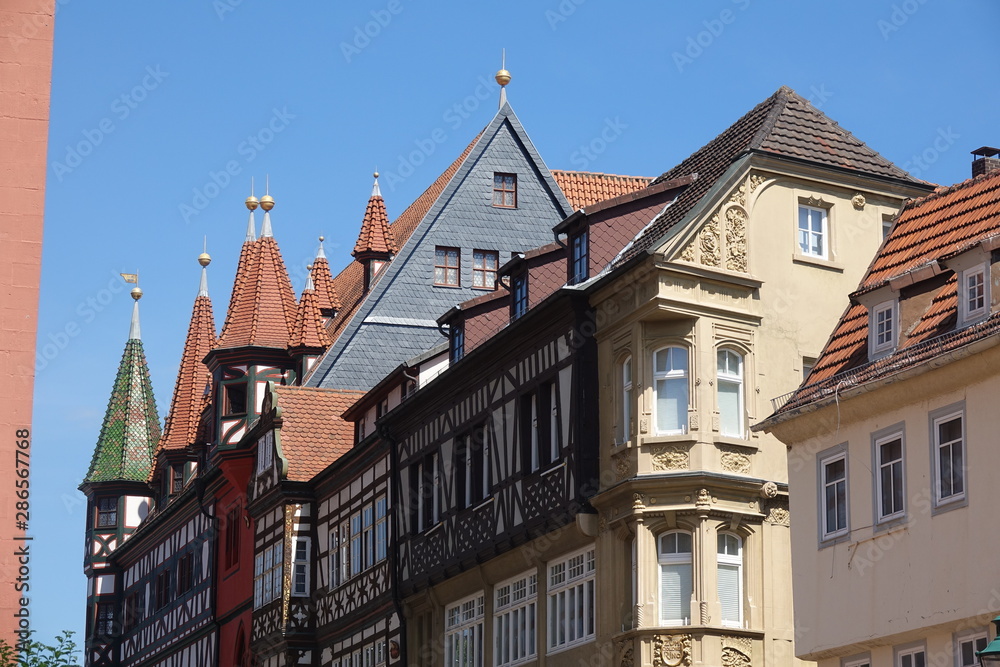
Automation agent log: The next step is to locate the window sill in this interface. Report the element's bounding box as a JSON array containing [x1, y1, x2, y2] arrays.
[[541, 460, 566, 477], [610, 439, 633, 457], [713, 435, 759, 452], [873, 514, 907, 534], [547, 634, 596, 657], [931, 495, 968, 516], [433, 284, 463, 289], [641, 434, 698, 447], [792, 254, 844, 272]]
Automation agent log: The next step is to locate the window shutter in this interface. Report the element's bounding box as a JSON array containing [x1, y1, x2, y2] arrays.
[[717, 563, 741, 626], [660, 563, 692, 623]]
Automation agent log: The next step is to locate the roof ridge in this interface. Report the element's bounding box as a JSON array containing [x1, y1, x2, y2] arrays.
[[903, 167, 1000, 210], [748, 86, 790, 150]]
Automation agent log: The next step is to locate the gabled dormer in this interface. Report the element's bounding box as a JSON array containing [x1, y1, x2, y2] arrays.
[[940, 235, 1000, 327]]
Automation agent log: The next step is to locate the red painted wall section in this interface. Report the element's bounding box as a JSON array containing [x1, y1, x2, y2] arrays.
[[215, 456, 255, 666], [0, 0, 54, 647]]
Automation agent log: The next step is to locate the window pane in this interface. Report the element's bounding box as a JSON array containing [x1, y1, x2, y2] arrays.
[[656, 378, 687, 433], [660, 563, 692, 623], [718, 380, 741, 437], [717, 563, 741, 625]]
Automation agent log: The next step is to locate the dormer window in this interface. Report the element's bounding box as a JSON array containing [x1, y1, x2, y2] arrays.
[[569, 230, 589, 284], [449, 324, 465, 363], [870, 300, 897, 357], [511, 273, 528, 321], [960, 264, 988, 324]]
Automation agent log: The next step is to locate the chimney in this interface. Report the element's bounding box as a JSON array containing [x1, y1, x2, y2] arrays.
[[972, 146, 1000, 178]]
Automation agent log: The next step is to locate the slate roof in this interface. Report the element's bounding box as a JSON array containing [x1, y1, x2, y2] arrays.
[[158, 276, 216, 452], [768, 169, 1000, 417], [620, 86, 926, 265], [217, 225, 298, 349], [272, 385, 364, 482], [551, 170, 653, 209], [84, 326, 161, 483]]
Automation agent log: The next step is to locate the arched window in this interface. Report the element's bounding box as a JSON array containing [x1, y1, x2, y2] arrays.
[[717, 533, 743, 628], [658, 531, 693, 625], [619, 356, 633, 443], [717, 349, 744, 438], [653, 347, 689, 435]]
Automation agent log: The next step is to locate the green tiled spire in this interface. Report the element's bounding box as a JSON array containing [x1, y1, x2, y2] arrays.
[[84, 297, 161, 483]]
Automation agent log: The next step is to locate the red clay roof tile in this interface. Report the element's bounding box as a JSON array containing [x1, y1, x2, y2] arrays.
[[272, 385, 364, 481], [551, 171, 654, 210], [159, 293, 217, 451]]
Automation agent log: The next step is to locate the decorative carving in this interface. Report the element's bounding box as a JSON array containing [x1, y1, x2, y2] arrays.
[[680, 242, 696, 262], [653, 634, 693, 667], [722, 645, 752, 667], [598, 516, 608, 534], [633, 492, 646, 510], [719, 446, 751, 474], [725, 207, 748, 272], [803, 196, 826, 208], [700, 214, 721, 267], [748, 173, 767, 192], [695, 488, 711, 508], [621, 647, 635, 667], [765, 498, 790, 526], [689, 413, 700, 431], [729, 183, 748, 208], [614, 451, 630, 480], [651, 444, 689, 471], [852, 193, 866, 210], [759, 481, 778, 499]]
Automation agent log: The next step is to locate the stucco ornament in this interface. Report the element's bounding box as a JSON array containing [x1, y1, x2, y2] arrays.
[[620, 646, 634, 667], [651, 444, 689, 471], [695, 488, 711, 508], [653, 634, 693, 667], [722, 636, 752, 667], [614, 451, 630, 480], [759, 481, 778, 499], [633, 492, 646, 510], [852, 193, 866, 209], [748, 173, 767, 192], [719, 446, 751, 474], [680, 241, 696, 262], [765, 498, 790, 526], [700, 215, 721, 266], [725, 207, 748, 272]]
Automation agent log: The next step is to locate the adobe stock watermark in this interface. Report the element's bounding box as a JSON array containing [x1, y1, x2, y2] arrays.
[[569, 118, 628, 170], [672, 0, 752, 73], [380, 76, 498, 192], [50, 65, 169, 183], [6, 0, 71, 53], [901, 127, 959, 179], [179, 107, 296, 224], [877, 0, 929, 40], [340, 0, 403, 63], [545, 0, 586, 30]]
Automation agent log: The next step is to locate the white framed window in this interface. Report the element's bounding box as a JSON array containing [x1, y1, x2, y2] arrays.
[[717, 533, 743, 628], [961, 265, 988, 323], [445, 593, 484, 667], [717, 349, 744, 438], [548, 548, 596, 652], [375, 495, 388, 562], [351, 512, 363, 576], [897, 646, 926, 667], [875, 432, 905, 521], [821, 451, 849, 539], [653, 347, 689, 435], [933, 411, 965, 505], [658, 531, 693, 625], [619, 356, 633, 444], [330, 530, 342, 588], [845, 657, 871, 667], [253, 542, 283, 608], [798, 204, 828, 258], [957, 632, 988, 667], [870, 301, 897, 356], [494, 572, 537, 666], [256, 431, 275, 474], [363, 504, 375, 569], [292, 537, 309, 596]]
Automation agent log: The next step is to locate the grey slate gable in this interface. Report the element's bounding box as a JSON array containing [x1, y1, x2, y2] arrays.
[[308, 103, 573, 391]]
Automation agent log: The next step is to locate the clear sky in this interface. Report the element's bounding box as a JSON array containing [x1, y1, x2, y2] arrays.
[[34, 0, 1000, 643]]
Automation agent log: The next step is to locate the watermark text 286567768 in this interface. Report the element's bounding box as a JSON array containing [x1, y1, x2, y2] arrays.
[[13, 429, 31, 645], [14, 430, 30, 533]]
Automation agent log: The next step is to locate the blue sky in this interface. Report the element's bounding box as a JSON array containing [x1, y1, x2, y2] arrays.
[[35, 0, 1000, 642]]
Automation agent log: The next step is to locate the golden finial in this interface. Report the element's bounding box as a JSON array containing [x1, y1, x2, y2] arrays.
[[198, 252, 212, 267], [259, 174, 274, 211], [495, 48, 511, 87], [373, 171, 379, 179], [319, 235, 325, 242], [307, 264, 314, 271], [130, 286, 143, 300], [245, 177, 259, 211]]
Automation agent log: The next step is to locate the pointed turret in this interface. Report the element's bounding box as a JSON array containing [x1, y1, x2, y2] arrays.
[[288, 272, 332, 377], [84, 287, 161, 484], [352, 172, 396, 291], [159, 252, 217, 453], [310, 236, 342, 319]]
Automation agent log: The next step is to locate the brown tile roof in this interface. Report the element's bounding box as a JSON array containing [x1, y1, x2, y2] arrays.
[[352, 190, 396, 257], [289, 285, 332, 351], [325, 134, 481, 346], [159, 292, 217, 451], [272, 385, 364, 481], [770, 169, 1000, 416], [551, 171, 654, 209], [217, 235, 298, 349], [621, 86, 925, 266], [310, 254, 342, 314]]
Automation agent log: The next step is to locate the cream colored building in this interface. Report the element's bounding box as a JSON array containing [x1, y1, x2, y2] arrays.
[[589, 88, 931, 667], [758, 161, 1000, 667]]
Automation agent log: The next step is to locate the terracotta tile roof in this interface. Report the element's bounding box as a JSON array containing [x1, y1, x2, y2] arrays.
[[272, 385, 364, 481], [310, 254, 342, 314], [352, 191, 396, 257], [217, 235, 298, 349], [621, 86, 925, 266], [84, 337, 161, 483], [159, 293, 217, 451], [551, 170, 654, 209], [325, 134, 481, 347], [770, 169, 1000, 416], [289, 285, 332, 350]]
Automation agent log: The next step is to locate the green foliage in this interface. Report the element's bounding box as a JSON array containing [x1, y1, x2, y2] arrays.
[[0, 631, 81, 667]]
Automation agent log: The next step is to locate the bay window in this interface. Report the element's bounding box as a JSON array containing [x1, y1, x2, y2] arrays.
[[653, 347, 689, 435]]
